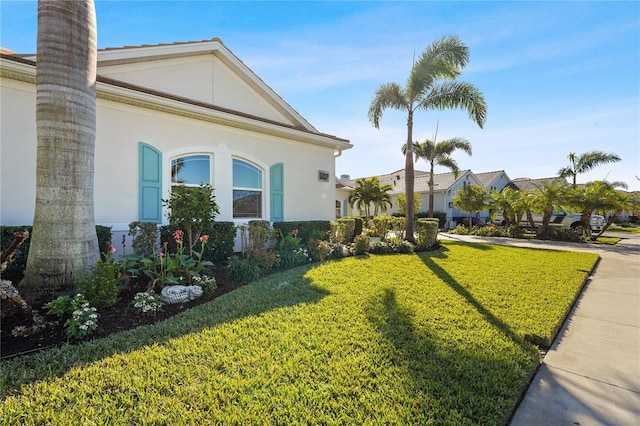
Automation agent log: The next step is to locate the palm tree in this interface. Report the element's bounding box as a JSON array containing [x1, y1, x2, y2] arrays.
[[19, 0, 99, 302], [404, 134, 472, 218], [368, 35, 486, 242], [372, 183, 393, 217], [567, 181, 629, 239], [558, 151, 621, 188], [348, 176, 390, 224], [529, 181, 568, 239]]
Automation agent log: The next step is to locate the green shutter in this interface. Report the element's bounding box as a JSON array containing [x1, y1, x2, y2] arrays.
[[270, 163, 284, 222], [138, 142, 162, 223], [342, 199, 348, 217]]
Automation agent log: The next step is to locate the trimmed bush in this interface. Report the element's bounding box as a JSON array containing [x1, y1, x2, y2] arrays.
[[372, 215, 393, 241], [272, 221, 332, 244], [416, 218, 439, 249], [128, 222, 158, 257], [352, 233, 370, 255], [161, 222, 235, 262]]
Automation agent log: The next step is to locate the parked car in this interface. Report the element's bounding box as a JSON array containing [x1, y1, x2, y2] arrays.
[[493, 210, 605, 234]]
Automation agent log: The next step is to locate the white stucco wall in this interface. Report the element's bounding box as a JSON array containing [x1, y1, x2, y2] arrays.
[[0, 79, 340, 239]]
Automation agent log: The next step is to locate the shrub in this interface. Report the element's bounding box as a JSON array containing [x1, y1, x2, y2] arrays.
[[161, 222, 235, 262], [65, 302, 99, 339], [75, 260, 120, 308], [128, 221, 158, 257], [272, 221, 332, 244], [131, 291, 163, 316], [352, 234, 371, 255], [163, 184, 219, 255], [550, 226, 582, 242], [96, 225, 113, 260], [327, 242, 352, 260], [306, 238, 332, 262], [275, 248, 312, 269], [191, 275, 217, 294], [250, 249, 277, 275], [416, 219, 439, 249], [390, 216, 407, 239], [336, 218, 356, 243], [473, 224, 502, 237], [449, 224, 470, 235], [504, 225, 525, 239], [372, 215, 393, 241], [226, 256, 262, 283]]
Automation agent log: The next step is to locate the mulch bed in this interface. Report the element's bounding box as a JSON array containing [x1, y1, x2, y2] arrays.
[[1, 262, 245, 360]]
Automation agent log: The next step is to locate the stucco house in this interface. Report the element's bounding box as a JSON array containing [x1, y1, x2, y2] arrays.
[[0, 39, 351, 251]]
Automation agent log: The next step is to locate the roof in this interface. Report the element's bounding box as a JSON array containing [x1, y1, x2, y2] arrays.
[[474, 170, 506, 188], [508, 176, 568, 192], [343, 169, 470, 195], [0, 41, 351, 150]]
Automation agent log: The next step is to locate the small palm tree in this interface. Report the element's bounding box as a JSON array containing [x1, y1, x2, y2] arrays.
[[558, 151, 621, 188], [368, 35, 487, 242], [348, 177, 390, 224], [404, 135, 472, 218], [529, 181, 568, 239]]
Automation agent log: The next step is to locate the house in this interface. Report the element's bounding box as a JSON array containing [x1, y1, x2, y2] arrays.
[[341, 169, 493, 228], [0, 39, 352, 251]]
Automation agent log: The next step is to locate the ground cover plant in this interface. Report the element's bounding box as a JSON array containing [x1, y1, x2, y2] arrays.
[[0, 241, 598, 425]]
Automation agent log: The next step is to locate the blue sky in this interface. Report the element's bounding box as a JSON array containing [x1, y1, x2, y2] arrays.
[[2, 1, 639, 190]]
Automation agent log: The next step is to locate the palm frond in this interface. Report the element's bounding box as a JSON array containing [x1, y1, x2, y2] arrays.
[[418, 81, 487, 128], [576, 151, 622, 173], [367, 82, 408, 128]]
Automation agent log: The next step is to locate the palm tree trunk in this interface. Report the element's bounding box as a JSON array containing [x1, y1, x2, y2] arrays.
[[19, 0, 99, 303], [405, 110, 415, 243], [428, 162, 435, 218]]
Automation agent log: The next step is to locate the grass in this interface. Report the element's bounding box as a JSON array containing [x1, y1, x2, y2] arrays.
[[604, 224, 640, 234], [0, 241, 598, 425]]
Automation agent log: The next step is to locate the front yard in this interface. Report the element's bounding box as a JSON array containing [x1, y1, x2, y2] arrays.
[[0, 241, 598, 425]]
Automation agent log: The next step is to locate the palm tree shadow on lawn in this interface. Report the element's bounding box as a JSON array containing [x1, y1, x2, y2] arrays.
[[0, 268, 329, 396]]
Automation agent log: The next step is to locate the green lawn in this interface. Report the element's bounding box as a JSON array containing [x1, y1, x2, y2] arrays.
[[0, 241, 598, 425]]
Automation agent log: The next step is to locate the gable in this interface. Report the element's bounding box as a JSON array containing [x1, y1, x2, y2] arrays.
[[96, 39, 314, 130]]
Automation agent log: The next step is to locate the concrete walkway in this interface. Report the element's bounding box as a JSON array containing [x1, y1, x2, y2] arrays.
[[441, 232, 640, 425]]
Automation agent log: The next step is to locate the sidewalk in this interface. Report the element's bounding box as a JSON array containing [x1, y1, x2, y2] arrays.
[[442, 232, 640, 425]]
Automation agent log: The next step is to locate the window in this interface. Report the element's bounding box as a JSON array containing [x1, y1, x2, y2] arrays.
[[233, 159, 262, 218], [318, 170, 330, 182], [171, 154, 210, 189], [336, 200, 341, 218]]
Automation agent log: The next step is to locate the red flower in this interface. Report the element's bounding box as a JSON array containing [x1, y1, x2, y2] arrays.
[[173, 229, 183, 242], [292, 229, 299, 237], [199, 235, 209, 243], [158, 252, 165, 258], [108, 246, 116, 254]]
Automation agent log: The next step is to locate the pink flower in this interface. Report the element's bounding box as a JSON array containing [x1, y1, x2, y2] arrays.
[[158, 252, 165, 258], [199, 235, 209, 243], [292, 229, 299, 237], [173, 229, 183, 242], [108, 246, 116, 254]]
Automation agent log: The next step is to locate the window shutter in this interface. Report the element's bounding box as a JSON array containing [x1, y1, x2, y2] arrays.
[[270, 163, 284, 222], [138, 142, 162, 223], [342, 199, 348, 217]]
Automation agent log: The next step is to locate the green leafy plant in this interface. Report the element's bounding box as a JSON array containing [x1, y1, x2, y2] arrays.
[[131, 291, 163, 316], [65, 302, 98, 339], [75, 260, 120, 308], [163, 184, 219, 255], [45, 293, 89, 317], [225, 255, 262, 283]]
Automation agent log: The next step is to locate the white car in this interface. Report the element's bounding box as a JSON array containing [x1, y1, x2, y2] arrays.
[[493, 210, 605, 234]]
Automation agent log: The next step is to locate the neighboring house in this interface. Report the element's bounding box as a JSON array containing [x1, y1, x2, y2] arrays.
[[0, 39, 351, 251], [506, 176, 568, 192], [335, 175, 354, 219], [475, 170, 511, 194], [342, 169, 487, 228]]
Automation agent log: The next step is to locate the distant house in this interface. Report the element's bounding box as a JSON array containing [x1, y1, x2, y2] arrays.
[[506, 177, 568, 192], [0, 39, 351, 251]]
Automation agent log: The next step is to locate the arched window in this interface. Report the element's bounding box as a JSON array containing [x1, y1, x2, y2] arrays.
[[335, 200, 342, 218], [171, 154, 210, 189], [233, 159, 263, 218]]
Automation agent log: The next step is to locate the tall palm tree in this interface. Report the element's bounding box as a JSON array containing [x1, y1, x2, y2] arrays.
[[372, 182, 393, 217], [404, 134, 472, 218], [368, 35, 486, 242], [558, 151, 621, 188], [19, 0, 99, 302]]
